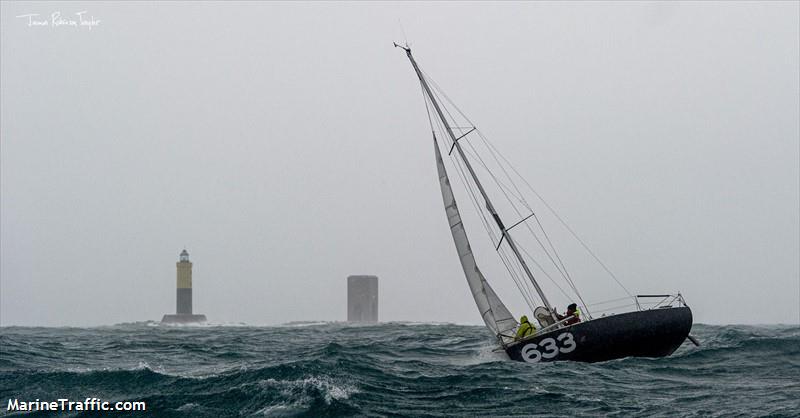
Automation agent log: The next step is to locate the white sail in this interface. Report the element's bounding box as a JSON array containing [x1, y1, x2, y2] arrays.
[[434, 136, 518, 342]]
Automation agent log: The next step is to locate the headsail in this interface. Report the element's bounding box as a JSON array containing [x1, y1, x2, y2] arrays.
[[434, 134, 518, 342]]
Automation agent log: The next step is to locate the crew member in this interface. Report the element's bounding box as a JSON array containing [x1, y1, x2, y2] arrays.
[[515, 315, 536, 341], [557, 303, 581, 326]]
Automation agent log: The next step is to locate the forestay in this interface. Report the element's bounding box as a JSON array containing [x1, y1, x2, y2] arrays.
[[433, 135, 518, 343]]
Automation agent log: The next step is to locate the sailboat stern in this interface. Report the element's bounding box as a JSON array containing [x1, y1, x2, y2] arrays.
[[505, 306, 693, 363]]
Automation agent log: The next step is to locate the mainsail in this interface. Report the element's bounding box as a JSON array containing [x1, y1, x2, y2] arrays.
[[433, 135, 518, 342]]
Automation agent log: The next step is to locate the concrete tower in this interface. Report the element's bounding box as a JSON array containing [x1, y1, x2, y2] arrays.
[[161, 249, 207, 324], [347, 275, 378, 322]]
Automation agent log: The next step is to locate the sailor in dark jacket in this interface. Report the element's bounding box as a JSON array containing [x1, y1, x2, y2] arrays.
[[557, 303, 582, 326]]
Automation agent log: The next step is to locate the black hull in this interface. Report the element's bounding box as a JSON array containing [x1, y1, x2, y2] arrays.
[[505, 306, 692, 363]]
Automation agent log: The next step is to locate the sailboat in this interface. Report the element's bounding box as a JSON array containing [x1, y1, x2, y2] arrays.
[[397, 44, 695, 363]]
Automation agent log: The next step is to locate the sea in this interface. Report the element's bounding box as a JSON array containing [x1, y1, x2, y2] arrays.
[[1, 323, 798, 417]]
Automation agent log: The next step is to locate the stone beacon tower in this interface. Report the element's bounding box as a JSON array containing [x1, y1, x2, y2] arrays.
[[161, 249, 207, 324], [347, 275, 378, 322]]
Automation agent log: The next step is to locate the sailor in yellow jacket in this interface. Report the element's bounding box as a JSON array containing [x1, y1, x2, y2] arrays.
[[515, 315, 536, 341]]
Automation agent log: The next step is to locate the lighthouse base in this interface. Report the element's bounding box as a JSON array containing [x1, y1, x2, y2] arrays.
[[161, 314, 207, 324]]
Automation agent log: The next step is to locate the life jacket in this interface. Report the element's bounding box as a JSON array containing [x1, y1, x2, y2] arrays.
[[516, 317, 536, 340]]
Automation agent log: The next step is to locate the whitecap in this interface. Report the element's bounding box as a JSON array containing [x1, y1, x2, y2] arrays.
[[257, 375, 360, 406]]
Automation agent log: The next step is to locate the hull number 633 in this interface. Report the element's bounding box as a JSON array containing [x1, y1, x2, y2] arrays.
[[520, 332, 576, 363]]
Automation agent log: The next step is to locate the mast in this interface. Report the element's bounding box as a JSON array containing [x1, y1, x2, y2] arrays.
[[399, 45, 559, 324]]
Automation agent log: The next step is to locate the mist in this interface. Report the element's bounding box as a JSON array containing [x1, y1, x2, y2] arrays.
[[1, 2, 798, 326]]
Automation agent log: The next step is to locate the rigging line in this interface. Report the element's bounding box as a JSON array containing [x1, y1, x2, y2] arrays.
[[480, 132, 634, 298], [423, 75, 463, 130], [421, 80, 514, 319], [494, 226, 540, 306], [458, 142, 561, 272], [478, 131, 527, 200], [473, 135, 583, 302], [432, 84, 471, 140], [498, 240, 538, 311], [475, 128, 537, 214], [426, 67, 567, 293], [426, 76, 586, 311], [469, 133, 561, 254], [513, 240, 574, 302], [501, 249, 539, 312], [477, 129, 533, 216], [488, 195, 580, 303], [473, 128, 579, 292], [461, 144, 549, 251], [459, 146, 528, 210], [431, 109, 506, 278], [460, 141, 583, 308], [470, 188, 570, 306], [512, 205, 585, 307], [419, 69, 467, 123], [505, 237, 541, 302], [450, 147, 538, 312], [450, 135, 498, 243], [427, 107, 517, 326], [447, 135, 540, 312], [470, 190, 577, 303], [451, 149, 542, 311], [531, 213, 591, 318], [480, 147, 586, 312], [422, 70, 478, 130], [418, 64, 557, 319], [530, 212, 576, 287], [451, 144, 507, 263], [586, 295, 635, 306], [524, 221, 585, 308], [432, 103, 504, 250], [473, 128, 582, 300], [462, 141, 529, 217], [521, 218, 576, 291], [419, 81, 438, 136], [481, 131, 630, 299], [495, 231, 540, 311], [591, 303, 638, 315], [422, 64, 628, 303], [470, 141, 575, 289]]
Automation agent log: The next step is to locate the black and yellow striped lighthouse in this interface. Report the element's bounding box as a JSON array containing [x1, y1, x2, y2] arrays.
[[176, 249, 192, 314], [161, 249, 207, 324]]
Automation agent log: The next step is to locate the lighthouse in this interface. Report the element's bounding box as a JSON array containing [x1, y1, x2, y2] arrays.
[[176, 249, 192, 314], [161, 249, 207, 324]]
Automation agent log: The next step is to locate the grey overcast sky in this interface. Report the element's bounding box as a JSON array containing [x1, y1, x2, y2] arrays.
[[1, 1, 798, 327]]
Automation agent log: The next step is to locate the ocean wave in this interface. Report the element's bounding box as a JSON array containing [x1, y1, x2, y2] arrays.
[[2, 324, 798, 417]]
